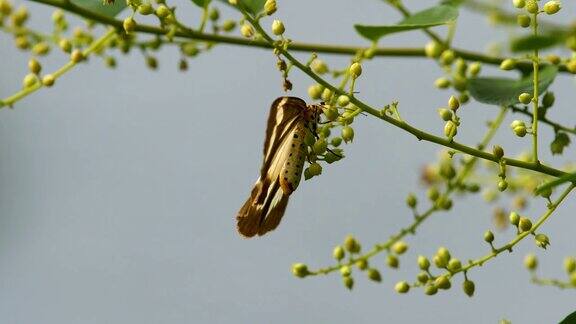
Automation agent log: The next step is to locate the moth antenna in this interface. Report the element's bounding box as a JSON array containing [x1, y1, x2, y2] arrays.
[[326, 147, 343, 158]]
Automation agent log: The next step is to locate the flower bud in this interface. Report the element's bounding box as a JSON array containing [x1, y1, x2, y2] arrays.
[[524, 254, 538, 270], [343, 276, 354, 290], [123, 17, 136, 33], [424, 41, 443, 58], [392, 241, 408, 255], [564, 257, 576, 274], [241, 23, 254, 38], [28, 58, 41, 74], [498, 180, 508, 192], [418, 255, 430, 270], [387, 255, 399, 269], [434, 77, 451, 89], [425, 284, 438, 295], [341, 126, 354, 143], [542, 91, 555, 108], [513, 0, 526, 8], [543, 1, 560, 15], [367, 268, 382, 282], [493, 145, 504, 159], [435, 275, 451, 290], [518, 217, 533, 232], [344, 235, 360, 253], [22, 73, 38, 88], [356, 259, 368, 270], [333, 246, 345, 261], [155, 5, 170, 18], [447, 258, 462, 272], [518, 92, 532, 104], [395, 281, 410, 293], [42, 74, 55, 87], [340, 265, 351, 277], [567, 60, 576, 74], [517, 14, 531, 28], [509, 211, 520, 226], [448, 95, 460, 111], [331, 137, 342, 147], [462, 280, 475, 297], [535, 233, 550, 249], [292, 263, 309, 278], [417, 272, 429, 284], [546, 54, 561, 65], [271, 19, 285, 35], [222, 19, 236, 32], [440, 50, 455, 66], [526, 0, 538, 14], [308, 84, 323, 100], [484, 230, 495, 243], [444, 120, 458, 139], [264, 0, 277, 15], [337, 95, 350, 107], [406, 193, 417, 208], [58, 38, 72, 53], [427, 187, 440, 201], [468, 62, 481, 76], [70, 49, 84, 63], [349, 62, 362, 78], [438, 108, 452, 121], [311, 59, 328, 74], [500, 59, 517, 70], [308, 162, 322, 176], [138, 3, 153, 15]]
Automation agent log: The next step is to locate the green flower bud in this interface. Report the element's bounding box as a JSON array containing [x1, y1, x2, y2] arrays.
[[438, 108, 452, 121], [525, 0, 538, 14], [264, 0, 277, 15], [434, 77, 451, 89], [517, 14, 531, 28], [484, 230, 495, 243], [311, 59, 328, 74], [543, 1, 560, 15], [308, 162, 322, 176], [406, 193, 417, 209], [493, 145, 504, 159], [462, 280, 475, 297], [307, 84, 323, 100], [155, 4, 170, 18], [146, 56, 158, 70], [392, 241, 408, 255], [518, 92, 532, 104], [313, 138, 327, 154], [387, 255, 399, 269], [367, 268, 382, 282], [425, 284, 438, 295], [455, 58, 467, 76], [340, 265, 351, 277], [70, 49, 84, 63], [447, 258, 462, 272], [513, 0, 526, 8], [240, 23, 255, 38], [440, 50, 456, 66], [341, 126, 354, 143], [564, 257, 576, 274], [468, 62, 481, 76], [344, 235, 361, 253], [22, 73, 38, 88], [546, 54, 561, 65], [42, 74, 55, 87], [209, 8, 219, 21], [424, 41, 443, 58], [349, 62, 362, 78], [15, 36, 30, 50], [28, 58, 41, 74], [331, 137, 342, 147], [292, 263, 309, 278], [571, 272, 576, 286], [58, 38, 72, 53], [417, 255, 431, 271], [0, 0, 13, 15], [437, 247, 451, 264], [105, 56, 116, 68], [228, 0, 238, 5], [417, 272, 429, 284], [333, 246, 345, 261], [337, 95, 350, 107], [509, 211, 520, 226], [535, 233, 550, 249], [32, 42, 50, 56], [271, 19, 285, 35], [435, 275, 451, 290], [343, 276, 354, 290], [500, 59, 517, 71], [524, 254, 538, 270], [518, 217, 533, 232], [444, 120, 458, 139], [448, 96, 460, 111], [395, 281, 410, 293], [321, 88, 333, 101], [138, 3, 153, 15], [498, 180, 508, 192], [11, 6, 28, 26], [542, 91, 555, 108], [567, 60, 576, 74], [222, 19, 236, 32], [356, 259, 368, 270], [453, 75, 467, 91], [427, 187, 440, 201]]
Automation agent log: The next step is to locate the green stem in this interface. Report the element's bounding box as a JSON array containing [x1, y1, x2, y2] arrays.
[[505, 105, 576, 135], [0, 28, 116, 108], [531, 276, 575, 289], [532, 12, 540, 164]]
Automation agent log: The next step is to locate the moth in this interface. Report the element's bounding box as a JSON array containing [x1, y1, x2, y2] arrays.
[[237, 97, 322, 237]]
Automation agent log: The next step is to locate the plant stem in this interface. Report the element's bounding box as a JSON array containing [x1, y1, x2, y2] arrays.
[[532, 12, 540, 164]]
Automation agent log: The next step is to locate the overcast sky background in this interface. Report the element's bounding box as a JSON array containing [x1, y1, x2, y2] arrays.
[[1, 0, 576, 323]]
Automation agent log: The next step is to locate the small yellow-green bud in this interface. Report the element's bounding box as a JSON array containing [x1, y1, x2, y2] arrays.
[[337, 95, 350, 107], [367, 268, 382, 282], [311, 59, 328, 74], [22, 73, 38, 88], [313, 138, 328, 154], [439, 50, 455, 66], [15, 36, 30, 50], [333, 246, 345, 261], [146, 56, 158, 70], [525, 0, 538, 14], [438, 108, 452, 121], [392, 241, 408, 255], [524, 254, 538, 270], [484, 230, 495, 243], [571, 273, 576, 286], [509, 211, 520, 226], [424, 41, 443, 58], [535, 233, 550, 249], [493, 145, 504, 159], [228, 0, 237, 5], [427, 187, 440, 201], [437, 247, 451, 263], [324, 107, 339, 122], [434, 77, 451, 89], [468, 62, 481, 76], [264, 0, 277, 15], [444, 120, 458, 139], [447, 258, 462, 272], [435, 275, 451, 290], [292, 263, 309, 277], [222, 19, 236, 32], [418, 255, 430, 270], [386, 255, 399, 269], [546, 54, 561, 65], [321, 88, 333, 101], [138, 3, 153, 15], [271, 19, 285, 35], [417, 272, 429, 284], [513, 0, 526, 8], [356, 259, 368, 270], [567, 60, 576, 74], [340, 265, 351, 277], [395, 281, 410, 293], [518, 92, 532, 104], [425, 284, 438, 295], [349, 62, 362, 78], [70, 49, 84, 63], [513, 125, 527, 137], [331, 137, 342, 147], [209, 8, 219, 21], [543, 1, 560, 15], [518, 217, 533, 232], [453, 75, 467, 91], [500, 59, 517, 70], [542, 91, 555, 108], [155, 4, 170, 18], [123, 17, 137, 33], [448, 95, 460, 111], [341, 126, 354, 143], [240, 23, 255, 38], [344, 235, 360, 253], [0, 0, 13, 15], [32, 42, 50, 56], [308, 84, 323, 100], [498, 180, 508, 192], [105, 56, 116, 68], [406, 193, 417, 208], [58, 38, 72, 53], [564, 257, 576, 274], [28, 58, 41, 74], [462, 280, 475, 297], [517, 14, 531, 28], [343, 276, 354, 290], [11, 6, 28, 26], [308, 162, 322, 176], [42, 74, 55, 87]]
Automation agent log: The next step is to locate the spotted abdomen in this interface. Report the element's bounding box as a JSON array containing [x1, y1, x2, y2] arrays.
[[279, 127, 308, 195]]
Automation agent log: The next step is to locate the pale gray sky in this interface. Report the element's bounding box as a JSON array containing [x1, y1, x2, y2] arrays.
[[0, 1, 575, 323]]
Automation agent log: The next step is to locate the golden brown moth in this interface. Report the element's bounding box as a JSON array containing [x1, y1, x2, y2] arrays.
[[237, 97, 322, 237]]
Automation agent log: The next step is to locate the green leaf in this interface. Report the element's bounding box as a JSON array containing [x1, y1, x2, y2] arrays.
[[510, 34, 564, 52], [242, 0, 266, 15], [354, 5, 458, 42], [560, 310, 576, 324], [441, 0, 465, 6], [191, 0, 212, 7], [468, 65, 558, 105], [70, 0, 127, 18], [535, 172, 576, 195]]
